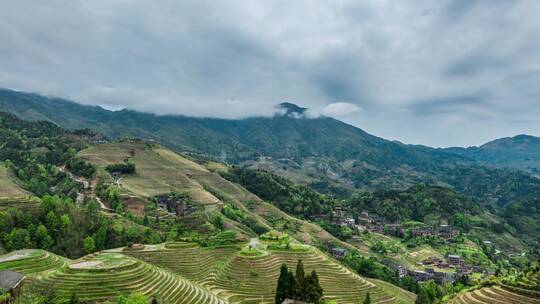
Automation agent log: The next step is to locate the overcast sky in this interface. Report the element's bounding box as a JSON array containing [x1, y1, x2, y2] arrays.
[[1, 0, 539, 147]]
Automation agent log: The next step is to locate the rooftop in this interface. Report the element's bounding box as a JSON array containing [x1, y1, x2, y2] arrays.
[[0, 270, 25, 290]]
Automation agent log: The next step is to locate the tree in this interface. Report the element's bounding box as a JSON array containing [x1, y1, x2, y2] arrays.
[[95, 226, 107, 250], [415, 280, 440, 304], [68, 293, 80, 304], [305, 270, 323, 304], [35, 224, 54, 250], [286, 272, 295, 300], [212, 215, 224, 231], [83, 236, 96, 254], [117, 293, 148, 304], [275, 264, 290, 304], [295, 259, 306, 299], [363, 291, 371, 304], [5, 228, 32, 251]]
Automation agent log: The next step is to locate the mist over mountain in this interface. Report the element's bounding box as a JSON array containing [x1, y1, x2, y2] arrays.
[[2, 88, 539, 187]]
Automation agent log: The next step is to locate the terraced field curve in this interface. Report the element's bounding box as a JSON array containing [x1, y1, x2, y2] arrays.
[[0, 250, 227, 304], [126, 242, 406, 304], [451, 285, 540, 304], [0, 249, 70, 275], [29, 252, 227, 304]]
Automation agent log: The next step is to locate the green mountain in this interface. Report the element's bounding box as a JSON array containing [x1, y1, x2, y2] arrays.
[[445, 135, 540, 174], [0, 88, 465, 189], [1, 88, 539, 242]]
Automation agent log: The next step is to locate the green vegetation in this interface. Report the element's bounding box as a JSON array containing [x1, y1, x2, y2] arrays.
[[274, 260, 323, 303], [445, 134, 540, 174], [0, 112, 91, 198], [105, 161, 136, 174], [346, 185, 481, 226], [0, 195, 154, 258], [222, 167, 333, 220]]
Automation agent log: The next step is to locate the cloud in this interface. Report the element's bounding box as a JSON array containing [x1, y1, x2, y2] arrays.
[[0, 0, 538, 146], [321, 102, 363, 118]]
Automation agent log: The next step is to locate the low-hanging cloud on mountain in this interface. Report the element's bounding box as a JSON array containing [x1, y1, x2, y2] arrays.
[[0, 0, 539, 147]]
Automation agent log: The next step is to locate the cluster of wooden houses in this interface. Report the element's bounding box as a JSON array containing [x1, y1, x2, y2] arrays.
[[155, 194, 194, 217], [355, 211, 460, 240], [389, 254, 495, 285]]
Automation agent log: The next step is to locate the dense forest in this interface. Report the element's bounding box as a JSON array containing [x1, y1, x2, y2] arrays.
[[346, 185, 482, 227]]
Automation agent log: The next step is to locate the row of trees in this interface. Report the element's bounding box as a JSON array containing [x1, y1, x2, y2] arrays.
[[275, 260, 323, 304], [0, 195, 158, 258], [105, 161, 136, 174]]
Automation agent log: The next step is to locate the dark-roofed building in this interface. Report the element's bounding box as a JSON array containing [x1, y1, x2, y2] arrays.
[[331, 247, 347, 258], [0, 270, 25, 304], [282, 299, 311, 304]]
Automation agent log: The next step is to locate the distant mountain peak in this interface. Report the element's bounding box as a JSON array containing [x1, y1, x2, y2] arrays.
[[277, 102, 308, 117]]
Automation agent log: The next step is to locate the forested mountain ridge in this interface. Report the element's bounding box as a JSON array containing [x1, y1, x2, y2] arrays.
[[445, 134, 540, 174], [0, 88, 468, 190], [1, 88, 540, 243]]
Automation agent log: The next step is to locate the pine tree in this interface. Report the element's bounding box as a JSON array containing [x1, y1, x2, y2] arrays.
[[295, 259, 306, 300], [363, 291, 371, 304], [68, 293, 80, 304], [275, 264, 289, 304], [286, 271, 295, 300], [306, 270, 324, 303]]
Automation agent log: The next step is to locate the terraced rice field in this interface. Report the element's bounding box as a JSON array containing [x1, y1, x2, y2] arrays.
[[0, 197, 41, 212], [451, 285, 540, 304], [27, 252, 227, 304], [126, 242, 409, 304], [0, 164, 28, 197], [78, 142, 220, 205], [0, 249, 69, 275]]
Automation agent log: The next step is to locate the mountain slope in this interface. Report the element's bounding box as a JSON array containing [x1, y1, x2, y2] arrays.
[[445, 135, 540, 174], [2, 89, 540, 242], [0, 88, 467, 190]]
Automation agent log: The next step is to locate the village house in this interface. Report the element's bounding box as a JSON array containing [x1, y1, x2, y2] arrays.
[[110, 171, 122, 180], [385, 263, 408, 279], [155, 194, 193, 217], [282, 299, 311, 304], [439, 225, 459, 238], [395, 265, 408, 278], [331, 247, 347, 259], [369, 225, 384, 233], [411, 227, 435, 238], [422, 256, 443, 267], [384, 223, 403, 236], [433, 271, 456, 284], [408, 270, 433, 282], [358, 211, 373, 225], [437, 261, 449, 268], [447, 255, 464, 266], [458, 265, 474, 275], [0, 270, 25, 304], [332, 207, 348, 218], [338, 217, 355, 227]]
